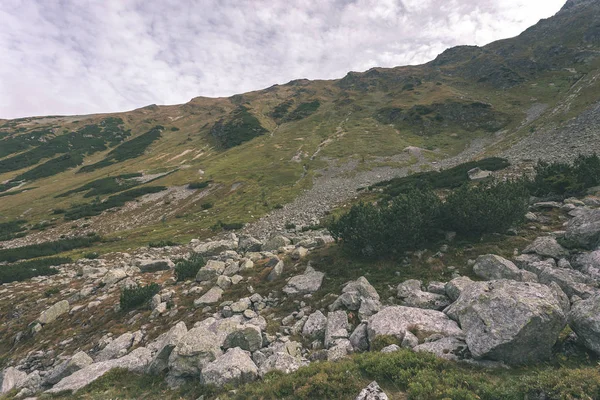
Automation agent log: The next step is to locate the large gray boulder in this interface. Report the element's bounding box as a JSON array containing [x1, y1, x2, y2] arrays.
[[263, 235, 291, 251], [95, 332, 135, 362], [223, 325, 263, 352], [196, 260, 226, 282], [538, 267, 597, 299], [194, 287, 224, 306], [563, 209, 600, 249], [367, 306, 462, 345], [1, 367, 27, 394], [413, 337, 470, 361], [445, 280, 567, 364], [355, 381, 389, 400], [568, 293, 600, 355], [194, 239, 238, 256], [47, 347, 152, 394], [167, 327, 222, 378], [524, 236, 569, 259], [445, 276, 474, 302], [101, 268, 127, 287], [258, 352, 305, 377], [301, 310, 327, 339], [201, 347, 258, 387], [282, 266, 324, 295], [571, 250, 600, 280], [324, 311, 349, 348], [38, 300, 70, 325], [44, 351, 93, 386], [472, 255, 521, 281], [397, 280, 451, 311], [147, 322, 188, 375], [330, 277, 381, 320]]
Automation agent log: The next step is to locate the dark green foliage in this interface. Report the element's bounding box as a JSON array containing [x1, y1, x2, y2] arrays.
[[175, 253, 205, 281], [0, 236, 100, 263], [120, 283, 160, 311], [373, 157, 509, 196], [442, 180, 529, 238], [0, 257, 71, 284], [270, 100, 293, 121], [283, 100, 320, 121], [83, 252, 99, 259], [211, 106, 268, 148], [44, 287, 61, 297], [14, 153, 84, 181], [63, 186, 167, 220], [201, 202, 213, 210], [57, 173, 143, 198], [79, 126, 163, 173], [170, 126, 180, 131], [0, 219, 27, 241], [285, 223, 296, 229], [329, 188, 442, 257], [529, 154, 600, 197], [187, 181, 211, 190], [148, 240, 179, 248]]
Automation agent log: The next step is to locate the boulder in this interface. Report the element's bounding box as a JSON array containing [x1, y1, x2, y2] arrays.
[[258, 352, 305, 377], [47, 347, 152, 394], [44, 351, 93, 385], [194, 239, 238, 256], [467, 167, 492, 181], [350, 323, 369, 352], [302, 310, 327, 339], [523, 237, 569, 259], [324, 311, 349, 348], [101, 268, 127, 287], [568, 293, 600, 355], [238, 236, 262, 253], [472, 254, 520, 281], [194, 287, 224, 306], [538, 267, 597, 298], [38, 300, 69, 325], [263, 235, 291, 251], [201, 347, 258, 387], [196, 260, 226, 282], [445, 280, 567, 364], [147, 322, 187, 375], [563, 209, 600, 249], [413, 337, 470, 361], [139, 259, 174, 273], [282, 266, 324, 295], [367, 306, 462, 345], [327, 339, 353, 361], [167, 327, 222, 378], [330, 277, 381, 319], [223, 325, 263, 352], [1, 367, 27, 394], [397, 280, 450, 310], [95, 332, 134, 362], [571, 251, 600, 280], [355, 381, 389, 400], [380, 344, 401, 353], [445, 276, 474, 302], [267, 259, 284, 281]]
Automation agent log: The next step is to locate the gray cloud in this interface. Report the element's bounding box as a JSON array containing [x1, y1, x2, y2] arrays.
[[0, 0, 565, 118]]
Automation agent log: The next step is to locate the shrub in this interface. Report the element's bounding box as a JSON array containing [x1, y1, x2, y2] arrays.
[[285, 223, 296, 230], [188, 181, 210, 190], [529, 154, 600, 198], [0, 219, 27, 241], [148, 240, 179, 248], [442, 180, 529, 238], [0, 235, 100, 263], [210, 106, 268, 148], [0, 257, 70, 284], [120, 283, 160, 311], [174, 253, 205, 281], [212, 221, 244, 231], [201, 202, 213, 210], [84, 252, 99, 259]]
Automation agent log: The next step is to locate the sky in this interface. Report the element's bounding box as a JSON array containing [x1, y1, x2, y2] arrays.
[[0, 0, 566, 119]]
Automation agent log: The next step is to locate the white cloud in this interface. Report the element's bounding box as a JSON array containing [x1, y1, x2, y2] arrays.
[[0, 0, 565, 118]]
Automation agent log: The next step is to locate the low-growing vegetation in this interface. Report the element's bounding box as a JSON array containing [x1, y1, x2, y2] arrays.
[[148, 240, 179, 248], [120, 283, 160, 311], [188, 181, 211, 190], [0, 257, 71, 284], [57, 173, 143, 198], [212, 221, 245, 231], [0, 219, 28, 241], [211, 106, 268, 148], [174, 253, 205, 281], [0, 236, 100, 263], [528, 153, 600, 198]]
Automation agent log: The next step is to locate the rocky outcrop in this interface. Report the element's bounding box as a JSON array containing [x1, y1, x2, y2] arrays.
[[147, 322, 187, 375], [563, 209, 600, 249], [568, 293, 600, 355], [167, 327, 222, 379], [44, 351, 93, 386], [445, 280, 567, 364], [1, 367, 27, 394], [201, 347, 258, 387], [396, 279, 451, 310]]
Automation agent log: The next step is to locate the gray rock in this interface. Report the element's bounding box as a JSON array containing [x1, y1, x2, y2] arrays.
[[569, 293, 600, 355], [468, 167, 492, 181], [291, 246, 309, 260], [350, 323, 369, 352], [196, 260, 226, 282], [473, 254, 520, 281], [195, 239, 238, 256], [302, 310, 327, 339], [327, 339, 353, 361], [223, 325, 263, 352], [216, 275, 232, 289], [396, 279, 422, 298], [44, 351, 93, 385], [194, 287, 224, 306], [95, 332, 135, 362], [38, 300, 69, 325], [267, 259, 285, 281], [445, 276, 474, 302], [139, 259, 174, 273], [330, 277, 381, 318], [263, 235, 291, 251], [238, 236, 263, 253], [1, 367, 27, 394], [397, 280, 450, 310], [230, 297, 252, 313], [380, 344, 401, 353], [563, 209, 600, 249], [101, 268, 127, 287], [324, 311, 349, 348], [358, 298, 382, 320], [282, 266, 324, 295], [223, 260, 241, 276], [571, 250, 600, 279], [201, 347, 258, 387], [167, 327, 222, 378], [258, 352, 305, 377], [367, 306, 462, 346], [445, 280, 566, 364], [427, 281, 447, 295], [538, 267, 597, 298], [47, 347, 152, 394], [413, 337, 470, 361], [355, 381, 389, 400], [147, 322, 187, 375], [401, 331, 419, 349], [524, 236, 569, 259]]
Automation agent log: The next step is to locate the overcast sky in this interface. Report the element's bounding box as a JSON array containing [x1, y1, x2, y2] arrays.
[[0, 0, 565, 119]]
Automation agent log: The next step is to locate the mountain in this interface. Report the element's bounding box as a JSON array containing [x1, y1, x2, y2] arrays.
[[0, 0, 599, 252]]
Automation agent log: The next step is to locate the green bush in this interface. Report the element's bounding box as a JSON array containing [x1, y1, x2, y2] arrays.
[[148, 240, 179, 248], [329, 187, 442, 257], [188, 181, 211, 190], [529, 154, 600, 197], [442, 180, 529, 238], [0, 219, 28, 241], [0, 236, 100, 263], [174, 253, 205, 281], [120, 283, 160, 311], [285, 223, 296, 230], [201, 202, 213, 210], [84, 252, 100, 259], [211, 106, 268, 148], [0, 257, 70, 284]]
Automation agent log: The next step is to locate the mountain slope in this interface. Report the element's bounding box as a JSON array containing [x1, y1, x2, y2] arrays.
[[0, 0, 599, 251]]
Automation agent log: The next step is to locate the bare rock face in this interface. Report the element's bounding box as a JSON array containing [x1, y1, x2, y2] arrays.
[[563, 208, 600, 249], [167, 327, 222, 379], [523, 236, 569, 259], [302, 310, 327, 339], [367, 306, 462, 346], [568, 293, 600, 355], [445, 280, 567, 365], [472, 254, 521, 281], [201, 347, 258, 387], [1, 367, 27, 394], [147, 322, 188, 375], [44, 351, 93, 386]]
